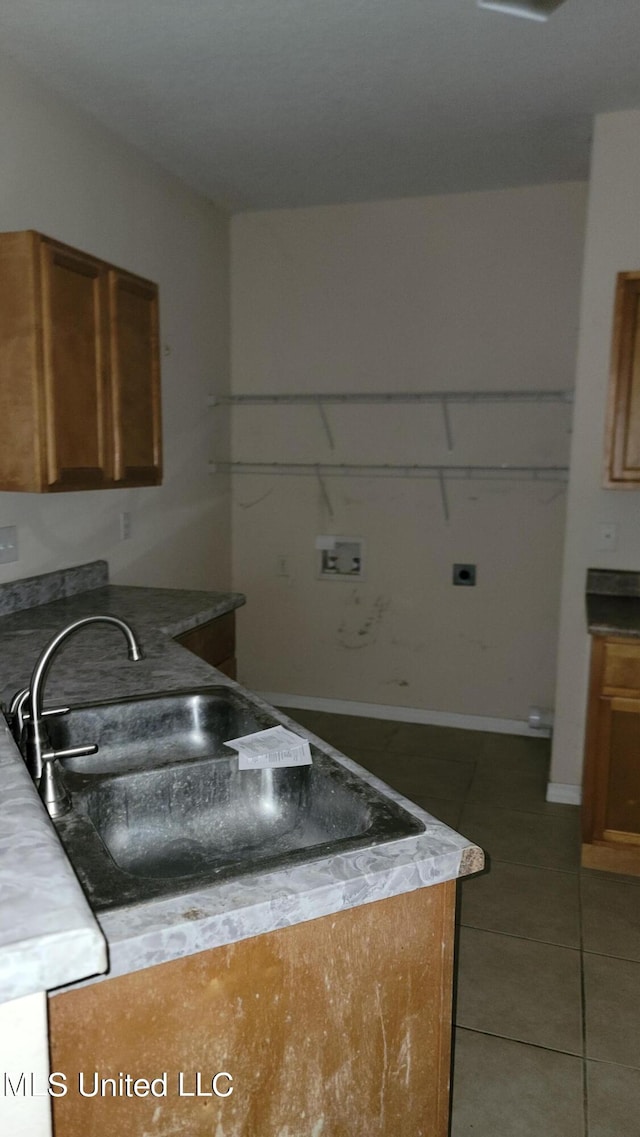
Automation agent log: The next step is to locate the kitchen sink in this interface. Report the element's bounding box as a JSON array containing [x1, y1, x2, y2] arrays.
[[46, 686, 424, 912], [48, 686, 269, 775]]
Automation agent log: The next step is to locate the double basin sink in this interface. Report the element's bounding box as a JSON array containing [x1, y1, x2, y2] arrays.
[[40, 686, 424, 912]]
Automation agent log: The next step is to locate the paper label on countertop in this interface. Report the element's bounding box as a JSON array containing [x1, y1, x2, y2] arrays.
[[224, 726, 312, 770]]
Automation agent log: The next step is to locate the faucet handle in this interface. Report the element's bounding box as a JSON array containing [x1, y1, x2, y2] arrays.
[[39, 743, 98, 819], [39, 751, 72, 819], [46, 743, 98, 763]]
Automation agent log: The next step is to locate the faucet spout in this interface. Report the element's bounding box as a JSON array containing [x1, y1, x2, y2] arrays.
[[23, 615, 144, 803]]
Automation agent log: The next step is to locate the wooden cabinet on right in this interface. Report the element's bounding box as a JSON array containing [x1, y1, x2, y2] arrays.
[[605, 271, 640, 486], [582, 635, 640, 875], [0, 230, 161, 492]]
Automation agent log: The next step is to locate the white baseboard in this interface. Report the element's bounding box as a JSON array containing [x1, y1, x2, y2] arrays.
[[546, 782, 582, 805], [257, 692, 552, 738]]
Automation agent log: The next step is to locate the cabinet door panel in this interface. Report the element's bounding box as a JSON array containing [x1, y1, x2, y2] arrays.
[[604, 696, 640, 839], [583, 640, 640, 874], [40, 241, 110, 488], [603, 639, 640, 693], [109, 270, 161, 486], [0, 232, 44, 490], [607, 273, 640, 484], [0, 230, 162, 493]]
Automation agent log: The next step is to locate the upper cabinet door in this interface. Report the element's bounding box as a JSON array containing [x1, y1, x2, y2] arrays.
[[109, 269, 162, 487], [0, 229, 162, 493], [40, 239, 112, 490], [606, 271, 640, 486]]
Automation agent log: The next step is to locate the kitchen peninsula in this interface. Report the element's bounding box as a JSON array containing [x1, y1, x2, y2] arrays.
[[0, 561, 482, 1137]]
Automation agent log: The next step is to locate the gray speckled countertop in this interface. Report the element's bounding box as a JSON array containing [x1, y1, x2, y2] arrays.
[[0, 721, 106, 1003], [586, 568, 640, 638], [0, 583, 246, 705], [0, 570, 482, 1000]]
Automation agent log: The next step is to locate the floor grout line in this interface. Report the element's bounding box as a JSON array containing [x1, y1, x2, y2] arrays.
[[455, 1025, 585, 1060], [585, 1054, 640, 1072], [458, 921, 581, 950], [458, 923, 582, 951], [578, 861, 590, 1137], [581, 946, 640, 963]]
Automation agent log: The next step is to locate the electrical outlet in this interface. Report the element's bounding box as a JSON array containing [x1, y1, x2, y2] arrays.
[[0, 526, 18, 564], [453, 563, 476, 586]]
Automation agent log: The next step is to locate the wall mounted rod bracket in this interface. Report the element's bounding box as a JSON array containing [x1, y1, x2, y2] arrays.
[[441, 398, 454, 451], [317, 401, 335, 450]]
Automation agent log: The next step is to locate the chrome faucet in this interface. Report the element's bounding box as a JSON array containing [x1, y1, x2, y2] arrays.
[[18, 615, 144, 819]]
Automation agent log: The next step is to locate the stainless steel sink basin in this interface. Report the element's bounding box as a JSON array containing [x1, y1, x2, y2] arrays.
[[48, 686, 268, 775], [46, 686, 424, 912]]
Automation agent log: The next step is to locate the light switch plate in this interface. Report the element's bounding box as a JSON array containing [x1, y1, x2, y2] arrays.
[[0, 526, 18, 564]]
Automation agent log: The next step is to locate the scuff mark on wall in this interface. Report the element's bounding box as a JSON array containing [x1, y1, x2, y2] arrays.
[[457, 633, 489, 653], [337, 592, 391, 650], [237, 489, 275, 510], [542, 488, 566, 505], [389, 636, 428, 655]]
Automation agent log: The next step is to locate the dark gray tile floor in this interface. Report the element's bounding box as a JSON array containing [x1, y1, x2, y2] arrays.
[[287, 707, 640, 1137]]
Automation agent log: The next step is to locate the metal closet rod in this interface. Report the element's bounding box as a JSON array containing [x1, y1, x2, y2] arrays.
[[212, 461, 569, 522], [212, 461, 569, 480], [218, 389, 574, 406]]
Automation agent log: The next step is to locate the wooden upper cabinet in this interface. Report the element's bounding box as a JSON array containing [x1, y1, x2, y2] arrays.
[[109, 269, 162, 486], [0, 230, 161, 492], [605, 271, 640, 486], [40, 238, 111, 489]]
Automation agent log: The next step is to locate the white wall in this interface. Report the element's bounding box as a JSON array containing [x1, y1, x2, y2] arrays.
[[0, 993, 51, 1136], [551, 109, 640, 794], [231, 183, 587, 721], [0, 55, 230, 591]]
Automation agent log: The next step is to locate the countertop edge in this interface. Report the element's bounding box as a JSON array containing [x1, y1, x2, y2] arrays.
[[0, 727, 108, 1004]]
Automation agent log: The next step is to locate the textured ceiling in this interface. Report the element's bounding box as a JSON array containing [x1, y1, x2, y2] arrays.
[[2, 0, 640, 211]]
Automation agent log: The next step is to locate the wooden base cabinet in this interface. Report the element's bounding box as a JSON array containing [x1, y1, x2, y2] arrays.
[[49, 884, 456, 1137], [175, 612, 237, 679], [0, 230, 161, 492], [582, 636, 640, 875]]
